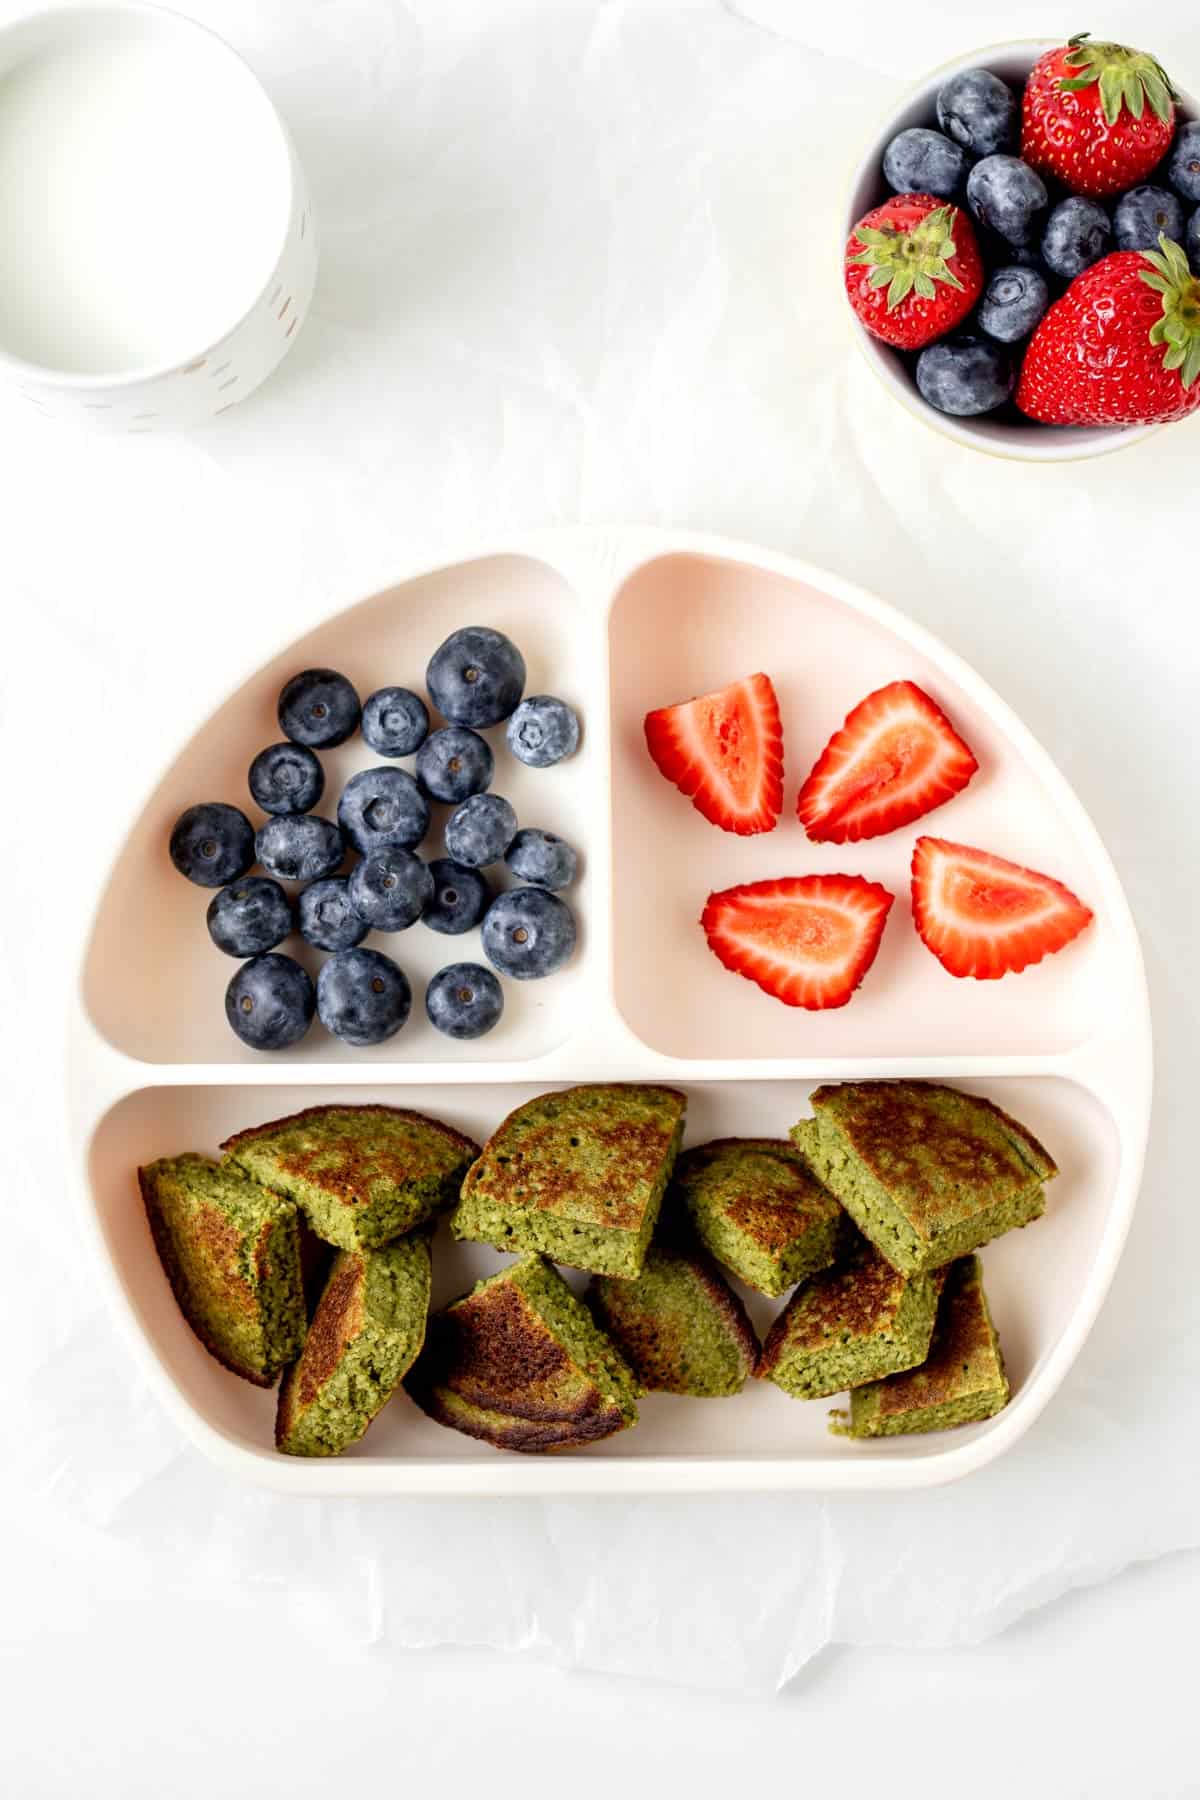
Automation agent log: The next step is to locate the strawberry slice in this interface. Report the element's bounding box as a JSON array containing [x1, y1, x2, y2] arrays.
[[796, 680, 978, 843], [645, 673, 783, 835], [912, 837, 1094, 979], [701, 875, 894, 1010]]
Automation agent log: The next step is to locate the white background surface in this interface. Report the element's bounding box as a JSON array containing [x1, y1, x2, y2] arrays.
[[2, 0, 1198, 1789]]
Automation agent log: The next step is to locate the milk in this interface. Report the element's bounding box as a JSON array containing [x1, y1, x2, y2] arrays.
[[0, 14, 290, 375]]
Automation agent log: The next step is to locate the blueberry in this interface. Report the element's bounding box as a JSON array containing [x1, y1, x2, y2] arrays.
[[966, 156, 1048, 245], [915, 336, 1014, 416], [999, 240, 1046, 271], [169, 802, 255, 887], [255, 814, 344, 883], [881, 127, 968, 199], [481, 888, 576, 980], [936, 68, 1017, 158], [977, 227, 1044, 271], [426, 962, 504, 1040], [225, 953, 315, 1050], [277, 668, 361, 748], [248, 742, 324, 816], [1188, 206, 1200, 273], [316, 947, 411, 1046], [425, 627, 525, 727], [1114, 185, 1184, 252], [422, 858, 492, 935], [297, 877, 368, 951], [1041, 196, 1111, 279], [348, 846, 434, 931], [361, 686, 429, 758], [337, 766, 430, 853], [977, 266, 1050, 343], [444, 793, 518, 867], [1168, 121, 1200, 205], [506, 695, 580, 768], [504, 828, 578, 891], [206, 877, 292, 958], [415, 726, 493, 803]]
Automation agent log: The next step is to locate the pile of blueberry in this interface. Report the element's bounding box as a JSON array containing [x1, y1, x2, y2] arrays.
[[169, 627, 581, 1049], [880, 65, 1200, 416]]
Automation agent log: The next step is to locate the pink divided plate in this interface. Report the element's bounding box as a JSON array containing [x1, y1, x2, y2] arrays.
[[69, 528, 1151, 1493]]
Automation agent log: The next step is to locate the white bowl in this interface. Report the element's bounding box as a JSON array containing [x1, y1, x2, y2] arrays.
[[68, 527, 1152, 1496], [0, 4, 316, 430], [843, 38, 1196, 462]]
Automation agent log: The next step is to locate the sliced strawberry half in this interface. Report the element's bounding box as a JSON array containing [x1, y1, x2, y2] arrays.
[[644, 673, 783, 835], [912, 837, 1094, 979], [701, 875, 894, 1010], [796, 680, 978, 843]]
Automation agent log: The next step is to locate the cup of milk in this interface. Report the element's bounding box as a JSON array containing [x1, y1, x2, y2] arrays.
[[0, 4, 316, 429]]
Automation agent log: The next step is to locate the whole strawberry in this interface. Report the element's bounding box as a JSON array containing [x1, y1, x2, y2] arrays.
[[1022, 33, 1176, 198], [1016, 236, 1200, 425], [844, 194, 982, 350]]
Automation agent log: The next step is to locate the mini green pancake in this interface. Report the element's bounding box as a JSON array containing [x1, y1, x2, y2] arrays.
[[792, 1081, 1055, 1278], [276, 1233, 432, 1456], [588, 1246, 758, 1397], [406, 1255, 639, 1451], [670, 1138, 844, 1297], [757, 1238, 945, 1400], [451, 1085, 686, 1279], [831, 1254, 1009, 1438], [222, 1104, 479, 1252], [139, 1154, 306, 1387]]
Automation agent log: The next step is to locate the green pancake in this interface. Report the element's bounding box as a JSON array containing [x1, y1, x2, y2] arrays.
[[757, 1237, 945, 1400], [670, 1137, 845, 1297], [831, 1254, 1009, 1438], [451, 1085, 686, 1279], [588, 1246, 758, 1397], [139, 1154, 306, 1387], [222, 1104, 479, 1252], [792, 1082, 1055, 1278], [406, 1255, 639, 1451], [276, 1233, 432, 1456]]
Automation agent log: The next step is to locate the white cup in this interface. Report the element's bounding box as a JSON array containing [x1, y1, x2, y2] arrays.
[[0, 3, 317, 430]]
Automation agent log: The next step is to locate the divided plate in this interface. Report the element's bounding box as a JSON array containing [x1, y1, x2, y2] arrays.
[[69, 528, 1151, 1494]]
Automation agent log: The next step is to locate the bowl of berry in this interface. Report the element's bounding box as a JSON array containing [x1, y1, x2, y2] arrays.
[[843, 35, 1200, 458]]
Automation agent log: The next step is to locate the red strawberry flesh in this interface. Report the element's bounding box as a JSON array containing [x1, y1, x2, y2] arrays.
[[701, 875, 894, 1010], [644, 673, 783, 835], [797, 680, 978, 843], [844, 195, 982, 352], [1022, 36, 1176, 199], [912, 836, 1094, 980], [1017, 239, 1200, 426]]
